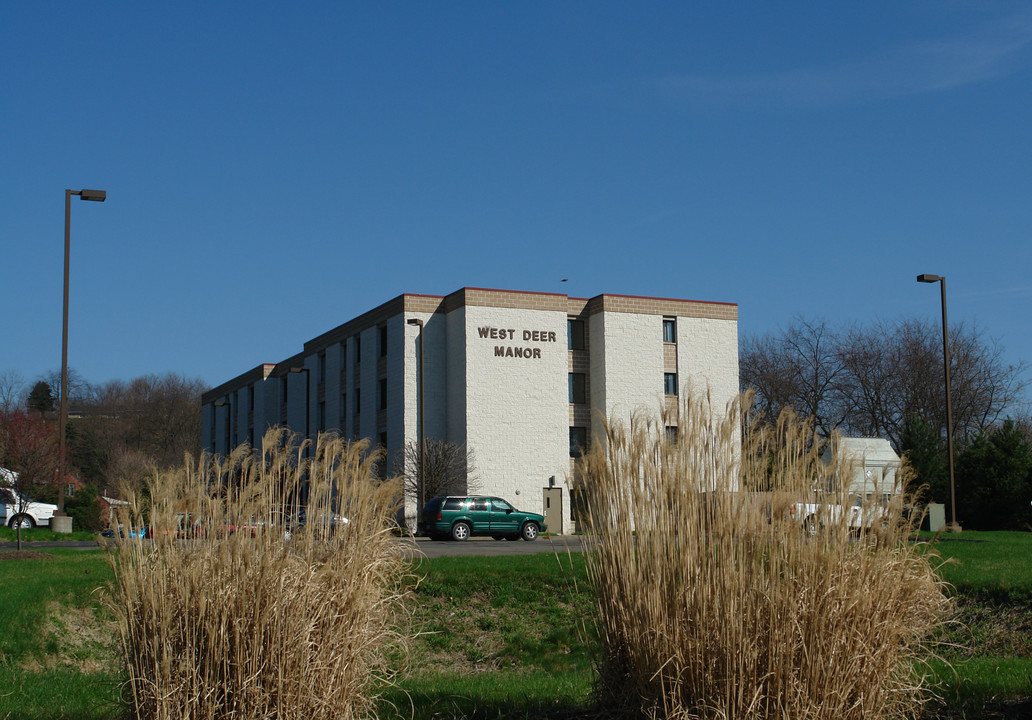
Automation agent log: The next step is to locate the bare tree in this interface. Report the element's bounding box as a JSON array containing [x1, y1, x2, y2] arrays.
[[0, 370, 24, 413], [394, 438, 479, 506], [742, 317, 1028, 450], [837, 319, 1028, 449], [740, 318, 847, 437]]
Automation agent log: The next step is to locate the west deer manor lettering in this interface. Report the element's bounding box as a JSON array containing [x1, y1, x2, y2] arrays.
[[477, 326, 557, 359]]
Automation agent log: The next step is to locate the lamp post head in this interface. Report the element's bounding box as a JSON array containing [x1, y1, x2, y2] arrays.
[[289, 367, 307, 374], [917, 274, 943, 283], [214, 399, 228, 407], [407, 318, 424, 328], [79, 189, 106, 202]]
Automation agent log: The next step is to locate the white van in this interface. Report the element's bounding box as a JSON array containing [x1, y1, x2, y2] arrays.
[[0, 468, 57, 529]]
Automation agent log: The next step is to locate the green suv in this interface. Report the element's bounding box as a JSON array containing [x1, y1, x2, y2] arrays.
[[419, 496, 546, 541]]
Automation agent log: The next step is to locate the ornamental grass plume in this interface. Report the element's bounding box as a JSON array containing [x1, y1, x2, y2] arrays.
[[107, 429, 408, 720], [577, 394, 949, 720]]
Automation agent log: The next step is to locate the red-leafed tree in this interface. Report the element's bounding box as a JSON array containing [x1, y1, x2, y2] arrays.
[[0, 409, 60, 549]]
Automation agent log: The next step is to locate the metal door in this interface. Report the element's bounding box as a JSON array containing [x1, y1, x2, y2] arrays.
[[543, 488, 563, 534]]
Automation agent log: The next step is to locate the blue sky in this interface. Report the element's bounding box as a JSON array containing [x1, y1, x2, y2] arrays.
[[3, 2, 1031, 400]]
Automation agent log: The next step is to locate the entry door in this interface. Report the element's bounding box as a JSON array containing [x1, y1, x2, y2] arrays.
[[543, 488, 563, 534]]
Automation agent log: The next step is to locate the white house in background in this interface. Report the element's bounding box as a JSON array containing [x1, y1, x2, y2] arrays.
[[822, 437, 902, 499]]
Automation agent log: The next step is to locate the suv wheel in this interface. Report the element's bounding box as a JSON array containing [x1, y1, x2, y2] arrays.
[[521, 522, 539, 541], [451, 522, 471, 541]]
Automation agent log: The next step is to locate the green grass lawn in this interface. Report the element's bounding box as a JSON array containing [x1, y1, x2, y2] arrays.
[[917, 530, 1032, 602], [1, 533, 1029, 720], [0, 549, 122, 720], [0, 526, 101, 543]]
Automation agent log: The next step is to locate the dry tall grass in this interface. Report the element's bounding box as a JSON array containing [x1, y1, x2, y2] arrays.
[[107, 429, 408, 720], [578, 395, 949, 720]]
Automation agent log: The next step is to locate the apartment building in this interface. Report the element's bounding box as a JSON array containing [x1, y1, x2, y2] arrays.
[[201, 287, 739, 533]]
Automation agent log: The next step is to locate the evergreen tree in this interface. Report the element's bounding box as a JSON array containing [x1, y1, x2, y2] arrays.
[[955, 420, 1032, 530], [900, 414, 947, 503], [27, 381, 54, 416]]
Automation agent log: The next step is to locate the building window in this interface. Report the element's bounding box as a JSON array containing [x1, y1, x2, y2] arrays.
[[354, 388, 361, 416], [379, 378, 387, 410], [569, 373, 586, 404], [340, 393, 347, 422], [318, 401, 326, 432], [317, 352, 326, 383], [663, 317, 676, 343], [666, 426, 678, 445], [281, 376, 289, 406], [378, 431, 387, 449], [570, 426, 588, 458], [567, 319, 585, 350], [353, 335, 361, 364], [379, 325, 388, 357], [340, 342, 347, 368], [664, 373, 678, 396], [65, 483, 75, 498]]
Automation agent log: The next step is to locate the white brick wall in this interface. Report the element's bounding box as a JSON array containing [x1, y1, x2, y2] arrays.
[[677, 315, 739, 416], [595, 312, 667, 424], [463, 306, 569, 524]]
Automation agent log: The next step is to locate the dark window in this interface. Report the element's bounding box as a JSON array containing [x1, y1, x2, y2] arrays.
[[353, 335, 361, 364], [281, 377, 288, 405], [318, 401, 326, 432], [378, 431, 387, 449], [354, 388, 361, 414], [340, 393, 347, 422], [567, 319, 585, 350], [379, 378, 387, 409], [663, 318, 676, 343], [664, 373, 678, 396], [570, 426, 588, 458], [472, 498, 490, 511], [666, 426, 678, 445], [443, 498, 466, 510], [569, 373, 586, 404], [379, 325, 388, 357], [317, 352, 326, 382]]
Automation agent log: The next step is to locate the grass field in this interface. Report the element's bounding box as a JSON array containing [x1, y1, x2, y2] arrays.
[[0, 527, 101, 543], [0, 532, 1029, 720]]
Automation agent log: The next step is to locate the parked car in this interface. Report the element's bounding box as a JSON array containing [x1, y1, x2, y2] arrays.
[[0, 483, 57, 530], [100, 525, 151, 539], [283, 510, 348, 541], [418, 495, 546, 541]]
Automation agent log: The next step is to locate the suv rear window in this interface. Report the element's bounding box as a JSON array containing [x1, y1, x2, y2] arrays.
[[422, 497, 444, 514], [443, 498, 467, 510]]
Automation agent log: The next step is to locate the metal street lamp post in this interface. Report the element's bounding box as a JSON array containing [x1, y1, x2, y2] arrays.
[[917, 273, 958, 531], [57, 189, 106, 531], [289, 367, 311, 447], [407, 319, 425, 515], [213, 398, 231, 454]]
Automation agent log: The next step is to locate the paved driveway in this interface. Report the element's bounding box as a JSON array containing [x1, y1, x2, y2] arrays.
[[401, 535, 587, 559]]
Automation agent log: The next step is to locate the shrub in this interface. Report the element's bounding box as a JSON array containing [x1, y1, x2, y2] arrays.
[[65, 483, 104, 532], [578, 395, 950, 720], [107, 429, 408, 720]]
